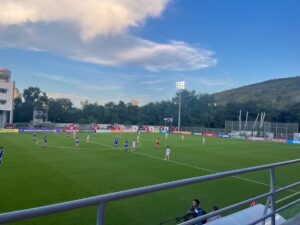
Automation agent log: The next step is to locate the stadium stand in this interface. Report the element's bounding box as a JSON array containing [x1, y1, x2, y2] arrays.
[[206, 204, 286, 225]]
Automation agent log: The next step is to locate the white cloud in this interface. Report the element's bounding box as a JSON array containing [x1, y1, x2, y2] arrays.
[[48, 92, 87, 100], [34, 73, 121, 91], [0, 0, 217, 72], [117, 40, 216, 71], [0, 0, 170, 41], [140, 79, 165, 85], [196, 78, 234, 87]]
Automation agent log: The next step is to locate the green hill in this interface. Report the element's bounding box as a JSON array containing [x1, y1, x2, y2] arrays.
[[213, 76, 300, 109]]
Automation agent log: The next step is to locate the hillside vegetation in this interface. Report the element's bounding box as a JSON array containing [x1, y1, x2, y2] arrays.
[[213, 76, 300, 110]]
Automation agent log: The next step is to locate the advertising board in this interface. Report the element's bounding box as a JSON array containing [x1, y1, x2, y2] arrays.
[[19, 129, 62, 133], [0, 128, 19, 133], [203, 132, 217, 138]]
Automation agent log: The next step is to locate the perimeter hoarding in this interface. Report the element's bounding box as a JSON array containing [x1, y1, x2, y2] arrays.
[[203, 132, 218, 138], [172, 131, 192, 135], [0, 129, 19, 133], [248, 137, 287, 143], [96, 130, 112, 133], [19, 129, 62, 133], [287, 140, 300, 144]]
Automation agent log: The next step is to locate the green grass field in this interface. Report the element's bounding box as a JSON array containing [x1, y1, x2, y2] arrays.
[[0, 132, 300, 225]]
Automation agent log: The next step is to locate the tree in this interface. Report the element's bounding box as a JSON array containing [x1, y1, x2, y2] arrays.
[[14, 87, 49, 122], [12, 87, 300, 126], [48, 98, 74, 122], [23, 87, 48, 107], [13, 97, 23, 122]]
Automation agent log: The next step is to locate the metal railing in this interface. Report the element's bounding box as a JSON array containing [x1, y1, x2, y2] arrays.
[[0, 159, 300, 225]]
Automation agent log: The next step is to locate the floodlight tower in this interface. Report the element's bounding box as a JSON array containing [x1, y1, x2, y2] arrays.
[[176, 81, 185, 131]]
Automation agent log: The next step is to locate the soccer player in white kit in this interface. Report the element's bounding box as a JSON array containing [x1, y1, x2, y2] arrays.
[[202, 136, 206, 144], [136, 135, 140, 145], [132, 139, 136, 151], [165, 146, 171, 160], [86, 134, 90, 143]]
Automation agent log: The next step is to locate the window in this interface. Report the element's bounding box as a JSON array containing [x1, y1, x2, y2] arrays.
[[0, 99, 7, 105], [0, 88, 8, 94]]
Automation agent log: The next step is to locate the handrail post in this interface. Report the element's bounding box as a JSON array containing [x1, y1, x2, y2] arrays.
[[96, 202, 105, 225], [262, 197, 271, 225], [270, 167, 276, 225]]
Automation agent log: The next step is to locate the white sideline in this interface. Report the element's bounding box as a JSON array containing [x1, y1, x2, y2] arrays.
[[35, 139, 90, 149]]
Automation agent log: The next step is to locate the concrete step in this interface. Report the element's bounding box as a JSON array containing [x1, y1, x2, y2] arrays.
[[282, 213, 300, 225]]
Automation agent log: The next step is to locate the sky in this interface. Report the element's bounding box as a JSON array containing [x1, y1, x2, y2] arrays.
[[0, 0, 299, 106]]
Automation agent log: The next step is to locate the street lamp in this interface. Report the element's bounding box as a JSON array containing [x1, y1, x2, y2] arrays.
[[175, 81, 185, 131]]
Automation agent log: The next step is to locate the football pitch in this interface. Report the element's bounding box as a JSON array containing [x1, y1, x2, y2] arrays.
[[0, 133, 300, 225]]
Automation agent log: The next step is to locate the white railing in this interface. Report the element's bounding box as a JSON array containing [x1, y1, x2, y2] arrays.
[[0, 159, 299, 225]]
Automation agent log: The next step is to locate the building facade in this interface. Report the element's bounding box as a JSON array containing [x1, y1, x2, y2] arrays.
[[0, 68, 15, 128]]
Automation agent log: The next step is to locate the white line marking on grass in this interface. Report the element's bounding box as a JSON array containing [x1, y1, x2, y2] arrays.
[[34, 136, 297, 194], [89, 141, 124, 151], [134, 151, 215, 173], [88, 141, 297, 193], [35, 140, 90, 149], [133, 151, 298, 193], [276, 191, 300, 203]]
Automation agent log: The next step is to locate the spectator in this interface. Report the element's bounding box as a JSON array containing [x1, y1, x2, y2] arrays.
[[183, 199, 207, 225], [250, 196, 257, 207], [206, 206, 221, 223], [250, 201, 257, 207]]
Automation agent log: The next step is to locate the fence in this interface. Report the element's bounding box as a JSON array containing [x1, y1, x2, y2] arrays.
[[13, 123, 227, 134], [14, 122, 298, 139], [181, 126, 225, 134], [225, 121, 298, 139], [14, 122, 55, 129], [0, 159, 299, 225], [14, 123, 90, 129]]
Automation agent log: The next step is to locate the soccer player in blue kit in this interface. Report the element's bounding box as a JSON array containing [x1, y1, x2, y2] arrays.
[[43, 136, 48, 148], [0, 147, 4, 167], [124, 140, 129, 152], [114, 137, 119, 147], [75, 137, 80, 148]]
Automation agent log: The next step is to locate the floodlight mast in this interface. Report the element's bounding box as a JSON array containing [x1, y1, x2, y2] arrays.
[[176, 81, 185, 131]]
